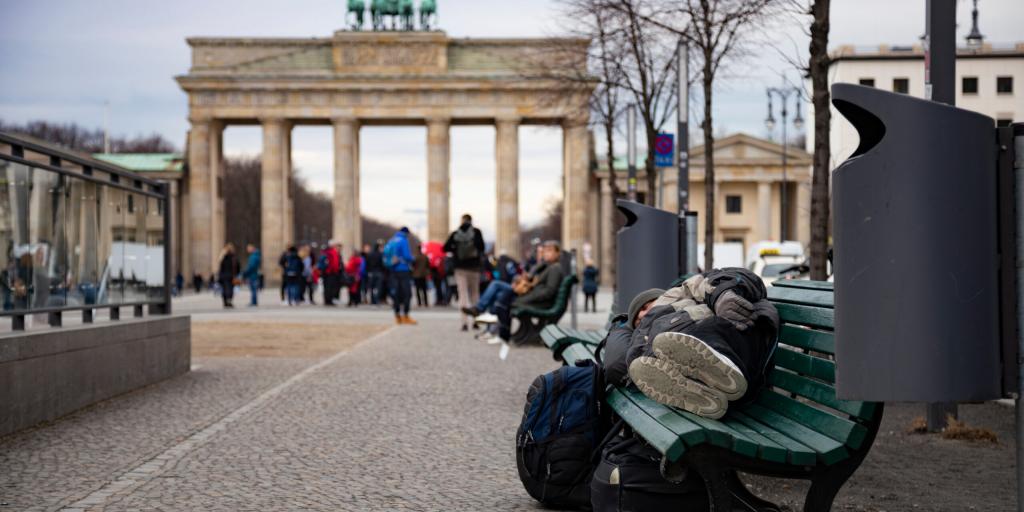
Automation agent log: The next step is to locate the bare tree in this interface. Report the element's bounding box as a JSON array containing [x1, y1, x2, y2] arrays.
[[0, 119, 177, 154], [806, 0, 831, 280], [617, 0, 781, 270]]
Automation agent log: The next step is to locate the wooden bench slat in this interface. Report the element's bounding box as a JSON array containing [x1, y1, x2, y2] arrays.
[[770, 368, 875, 420], [680, 412, 760, 458], [721, 418, 789, 463], [741, 404, 849, 465], [774, 347, 836, 383], [617, 387, 709, 450], [757, 391, 868, 450], [778, 325, 836, 354], [729, 411, 818, 466], [608, 388, 689, 461], [775, 302, 835, 330], [767, 286, 835, 308], [771, 280, 834, 291]]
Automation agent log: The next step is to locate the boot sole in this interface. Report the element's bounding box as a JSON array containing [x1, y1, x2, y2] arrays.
[[652, 332, 747, 401], [628, 356, 727, 419]]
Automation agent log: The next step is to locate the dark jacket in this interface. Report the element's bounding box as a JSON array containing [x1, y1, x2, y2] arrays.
[[411, 253, 430, 279], [218, 253, 240, 283], [443, 223, 485, 270], [582, 265, 599, 294], [513, 261, 565, 310], [601, 314, 633, 387], [365, 249, 385, 273]]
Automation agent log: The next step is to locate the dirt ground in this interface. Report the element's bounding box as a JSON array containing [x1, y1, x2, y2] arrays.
[[191, 321, 388, 358], [741, 401, 1015, 511]]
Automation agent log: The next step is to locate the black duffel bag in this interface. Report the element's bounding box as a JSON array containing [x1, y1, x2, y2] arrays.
[[591, 436, 708, 512]]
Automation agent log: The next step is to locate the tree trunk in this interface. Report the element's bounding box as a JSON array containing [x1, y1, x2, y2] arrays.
[[702, 70, 715, 271], [605, 118, 620, 290], [644, 130, 658, 206], [808, 0, 831, 280]]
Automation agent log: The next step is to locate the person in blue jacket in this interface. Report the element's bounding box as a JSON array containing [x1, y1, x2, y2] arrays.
[[242, 244, 262, 306], [384, 227, 416, 325]]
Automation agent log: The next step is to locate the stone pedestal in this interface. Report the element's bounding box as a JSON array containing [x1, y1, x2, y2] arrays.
[[426, 118, 450, 242], [495, 118, 519, 257], [333, 117, 360, 252]]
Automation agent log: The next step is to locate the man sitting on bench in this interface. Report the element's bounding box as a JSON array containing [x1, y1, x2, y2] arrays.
[[602, 269, 779, 419], [462, 240, 564, 357]]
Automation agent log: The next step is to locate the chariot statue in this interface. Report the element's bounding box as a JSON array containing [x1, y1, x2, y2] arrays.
[[347, 0, 437, 31]]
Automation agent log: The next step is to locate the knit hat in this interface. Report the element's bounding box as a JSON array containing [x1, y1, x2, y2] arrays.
[[627, 288, 665, 327]]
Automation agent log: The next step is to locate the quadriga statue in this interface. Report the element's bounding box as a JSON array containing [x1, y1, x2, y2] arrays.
[[347, 0, 365, 30], [419, 0, 437, 30]]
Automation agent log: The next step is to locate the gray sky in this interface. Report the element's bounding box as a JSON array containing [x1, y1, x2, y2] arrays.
[[2, 0, 1021, 239]]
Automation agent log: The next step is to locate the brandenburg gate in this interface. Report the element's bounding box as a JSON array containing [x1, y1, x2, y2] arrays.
[[176, 30, 593, 280]]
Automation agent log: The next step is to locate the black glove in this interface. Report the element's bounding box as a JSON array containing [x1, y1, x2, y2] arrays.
[[715, 290, 755, 331]]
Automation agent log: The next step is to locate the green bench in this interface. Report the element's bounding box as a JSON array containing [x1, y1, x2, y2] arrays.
[[544, 280, 884, 512], [540, 323, 608, 360], [509, 274, 578, 345]]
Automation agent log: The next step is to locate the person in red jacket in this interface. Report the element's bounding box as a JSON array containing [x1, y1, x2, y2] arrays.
[[345, 248, 364, 307], [319, 241, 343, 306]]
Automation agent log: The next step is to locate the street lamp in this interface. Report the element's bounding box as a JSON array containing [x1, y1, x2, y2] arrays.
[[765, 86, 804, 242]]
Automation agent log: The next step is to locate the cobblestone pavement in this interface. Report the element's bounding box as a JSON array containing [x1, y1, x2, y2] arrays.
[[0, 298, 572, 511]]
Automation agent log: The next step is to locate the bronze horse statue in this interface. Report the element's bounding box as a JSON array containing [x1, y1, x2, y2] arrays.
[[346, 0, 365, 30], [419, 0, 437, 30]]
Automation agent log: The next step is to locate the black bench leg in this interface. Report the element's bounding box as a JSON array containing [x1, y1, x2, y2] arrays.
[[511, 317, 546, 346], [725, 471, 781, 512], [802, 466, 855, 512], [688, 454, 734, 512]]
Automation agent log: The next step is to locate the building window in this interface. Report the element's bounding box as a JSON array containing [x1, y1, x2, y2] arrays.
[[962, 76, 979, 95], [997, 76, 1014, 94], [892, 78, 909, 94], [725, 195, 742, 214], [858, 78, 875, 87], [997, 119, 1013, 127]]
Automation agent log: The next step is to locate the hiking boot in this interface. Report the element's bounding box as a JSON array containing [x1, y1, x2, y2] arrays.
[[461, 306, 480, 317], [651, 332, 747, 401], [395, 315, 403, 325], [461, 324, 469, 332], [628, 356, 728, 419], [403, 315, 417, 325]]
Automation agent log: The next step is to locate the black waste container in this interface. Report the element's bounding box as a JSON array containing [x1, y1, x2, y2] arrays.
[[614, 200, 679, 315], [831, 83, 1001, 402]]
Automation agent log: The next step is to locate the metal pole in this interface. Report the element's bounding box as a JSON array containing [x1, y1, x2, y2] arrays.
[[1013, 123, 1024, 512], [925, 0, 958, 431], [677, 38, 691, 276], [685, 212, 699, 273], [627, 105, 637, 202], [781, 96, 789, 242]]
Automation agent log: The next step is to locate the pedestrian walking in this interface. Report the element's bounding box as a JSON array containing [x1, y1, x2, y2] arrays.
[[277, 249, 289, 305], [217, 243, 241, 309], [345, 248, 363, 306], [443, 214, 485, 331], [283, 245, 303, 305], [243, 244, 262, 306], [318, 240, 343, 306], [366, 241, 385, 305], [299, 245, 314, 304], [384, 227, 416, 324], [174, 272, 184, 297], [412, 244, 430, 307], [360, 243, 371, 303], [582, 259, 599, 312]]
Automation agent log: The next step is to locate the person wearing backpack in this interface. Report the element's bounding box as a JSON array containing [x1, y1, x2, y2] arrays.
[[443, 214, 485, 331], [384, 227, 416, 325]]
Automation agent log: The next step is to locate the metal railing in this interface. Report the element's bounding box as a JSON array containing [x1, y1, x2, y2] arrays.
[[0, 132, 172, 331]]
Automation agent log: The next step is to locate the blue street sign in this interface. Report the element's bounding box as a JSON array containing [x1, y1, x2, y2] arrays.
[[654, 133, 674, 167]]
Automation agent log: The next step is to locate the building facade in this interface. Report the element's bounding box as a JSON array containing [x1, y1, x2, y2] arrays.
[[817, 42, 1023, 167]]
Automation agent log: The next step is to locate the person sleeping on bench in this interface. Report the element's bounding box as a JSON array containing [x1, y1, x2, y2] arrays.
[[602, 268, 779, 419]]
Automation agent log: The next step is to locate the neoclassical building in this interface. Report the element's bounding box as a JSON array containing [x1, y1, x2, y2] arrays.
[[175, 30, 593, 281]]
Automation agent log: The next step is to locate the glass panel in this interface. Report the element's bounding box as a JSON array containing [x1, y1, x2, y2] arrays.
[[69, 179, 103, 306], [122, 191, 148, 303], [146, 193, 166, 301], [103, 187, 127, 304], [0, 159, 29, 311]]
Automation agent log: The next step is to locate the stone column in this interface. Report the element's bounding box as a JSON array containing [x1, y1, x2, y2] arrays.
[[333, 117, 360, 252], [260, 118, 290, 282], [562, 119, 590, 255], [426, 117, 450, 242], [600, 178, 615, 286], [495, 117, 519, 256], [757, 180, 773, 242], [186, 119, 211, 279], [209, 120, 225, 273]]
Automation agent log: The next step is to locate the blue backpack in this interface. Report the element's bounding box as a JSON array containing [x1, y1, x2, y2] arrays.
[[516, 360, 611, 509]]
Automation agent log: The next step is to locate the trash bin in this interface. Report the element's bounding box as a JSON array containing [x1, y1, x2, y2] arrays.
[[831, 83, 1002, 402], [615, 200, 679, 316]]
